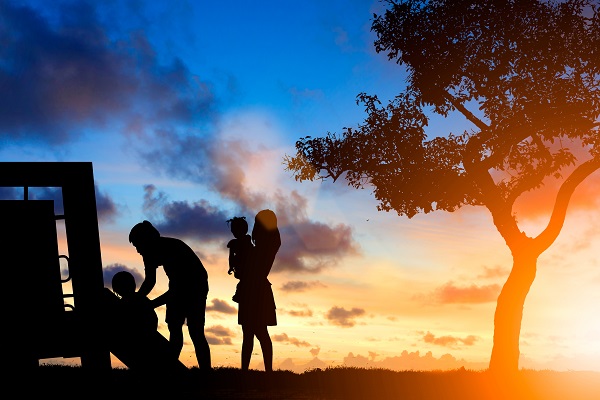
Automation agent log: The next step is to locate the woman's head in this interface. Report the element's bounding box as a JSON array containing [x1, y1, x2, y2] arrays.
[[252, 209, 280, 246]]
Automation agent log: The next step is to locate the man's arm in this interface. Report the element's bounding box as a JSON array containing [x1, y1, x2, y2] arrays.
[[138, 265, 156, 297], [150, 290, 170, 308]]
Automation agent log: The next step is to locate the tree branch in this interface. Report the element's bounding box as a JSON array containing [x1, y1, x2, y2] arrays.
[[443, 92, 489, 132], [534, 157, 600, 253]]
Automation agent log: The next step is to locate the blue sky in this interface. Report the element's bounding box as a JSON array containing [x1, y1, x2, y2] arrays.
[[2, 0, 599, 372]]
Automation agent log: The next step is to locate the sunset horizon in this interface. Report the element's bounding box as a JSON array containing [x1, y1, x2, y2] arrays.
[[1, 0, 599, 376]]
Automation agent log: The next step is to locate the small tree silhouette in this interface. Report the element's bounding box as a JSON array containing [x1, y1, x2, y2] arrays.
[[285, 0, 600, 374]]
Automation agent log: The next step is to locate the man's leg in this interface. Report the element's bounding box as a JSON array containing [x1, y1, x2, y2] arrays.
[[188, 320, 211, 371], [168, 323, 184, 358]]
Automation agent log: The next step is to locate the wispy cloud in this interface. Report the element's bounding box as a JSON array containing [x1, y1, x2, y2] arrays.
[[415, 281, 501, 304], [477, 265, 509, 280], [272, 333, 312, 347], [280, 280, 327, 292], [282, 306, 314, 317], [310, 347, 321, 357]]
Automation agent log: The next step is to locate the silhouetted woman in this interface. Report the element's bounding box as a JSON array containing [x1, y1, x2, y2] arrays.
[[238, 209, 280, 372]]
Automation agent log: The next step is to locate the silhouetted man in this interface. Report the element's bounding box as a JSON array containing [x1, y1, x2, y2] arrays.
[[129, 220, 212, 371]]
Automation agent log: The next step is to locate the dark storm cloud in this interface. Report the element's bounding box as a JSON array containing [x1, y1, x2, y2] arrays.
[[0, 1, 216, 145], [142, 184, 229, 242], [103, 263, 143, 288]]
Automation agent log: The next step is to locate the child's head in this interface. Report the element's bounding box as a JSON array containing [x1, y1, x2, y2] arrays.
[[112, 271, 136, 298], [227, 216, 248, 239]]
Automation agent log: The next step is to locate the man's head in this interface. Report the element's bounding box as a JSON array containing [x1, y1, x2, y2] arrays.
[[112, 271, 136, 298], [129, 220, 160, 254]]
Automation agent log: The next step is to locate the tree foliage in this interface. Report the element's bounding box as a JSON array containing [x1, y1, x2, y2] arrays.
[[285, 0, 600, 373], [286, 0, 600, 220]]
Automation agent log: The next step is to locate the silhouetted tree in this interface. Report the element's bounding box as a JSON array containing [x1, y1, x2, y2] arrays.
[[285, 0, 600, 374]]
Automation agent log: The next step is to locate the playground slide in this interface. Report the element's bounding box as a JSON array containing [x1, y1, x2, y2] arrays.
[[108, 330, 188, 374], [102, 289, 188, 374]]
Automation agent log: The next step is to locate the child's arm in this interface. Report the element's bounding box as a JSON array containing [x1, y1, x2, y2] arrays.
[[228, 247, 237, 275]]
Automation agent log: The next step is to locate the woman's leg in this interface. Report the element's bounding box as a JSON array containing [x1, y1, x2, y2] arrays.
[[254, 325, 273, 372], [241, 324, 255, 371]]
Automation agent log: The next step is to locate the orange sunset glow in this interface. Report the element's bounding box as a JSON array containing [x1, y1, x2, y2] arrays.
[[1, 1, 600, 399]]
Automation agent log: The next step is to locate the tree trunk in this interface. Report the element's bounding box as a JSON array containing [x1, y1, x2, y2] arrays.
[[489, 250, 538, 374]]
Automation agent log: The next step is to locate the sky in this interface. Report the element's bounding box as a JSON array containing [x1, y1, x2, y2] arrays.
[[1, 0, 599, 373]]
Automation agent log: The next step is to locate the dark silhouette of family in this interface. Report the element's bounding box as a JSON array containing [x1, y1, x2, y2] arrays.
[[104, 209, 280, 375]]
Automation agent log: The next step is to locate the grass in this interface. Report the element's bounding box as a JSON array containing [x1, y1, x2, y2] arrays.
[[12, 364, 600, 399]]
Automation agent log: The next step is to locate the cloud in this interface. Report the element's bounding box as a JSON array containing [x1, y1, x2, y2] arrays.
[[477, 265, 509, 280], [0, 186, 21, 199], [277, 357, 328, 373], [272, 333, 312, 347], [415, 281, 501, 304], [325, 306, 366, 328], [103, 263, 143, 288], [284, 307, 314, 317], [267, 191, 361, 274], [310, 347, 321, 357], [0, 1, 217, 146], [512, 155, 600, 220], [141, 184, 230, 242], [343, 350, 488, 371], [141, 179, 361, 274], [12, 183, 119, 222], [206, 298, 237, 314], [94, 184, 119, 223], [280, 280, 327, 292], [205, 324, 234, 345], [422, 331, 479, 349]]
